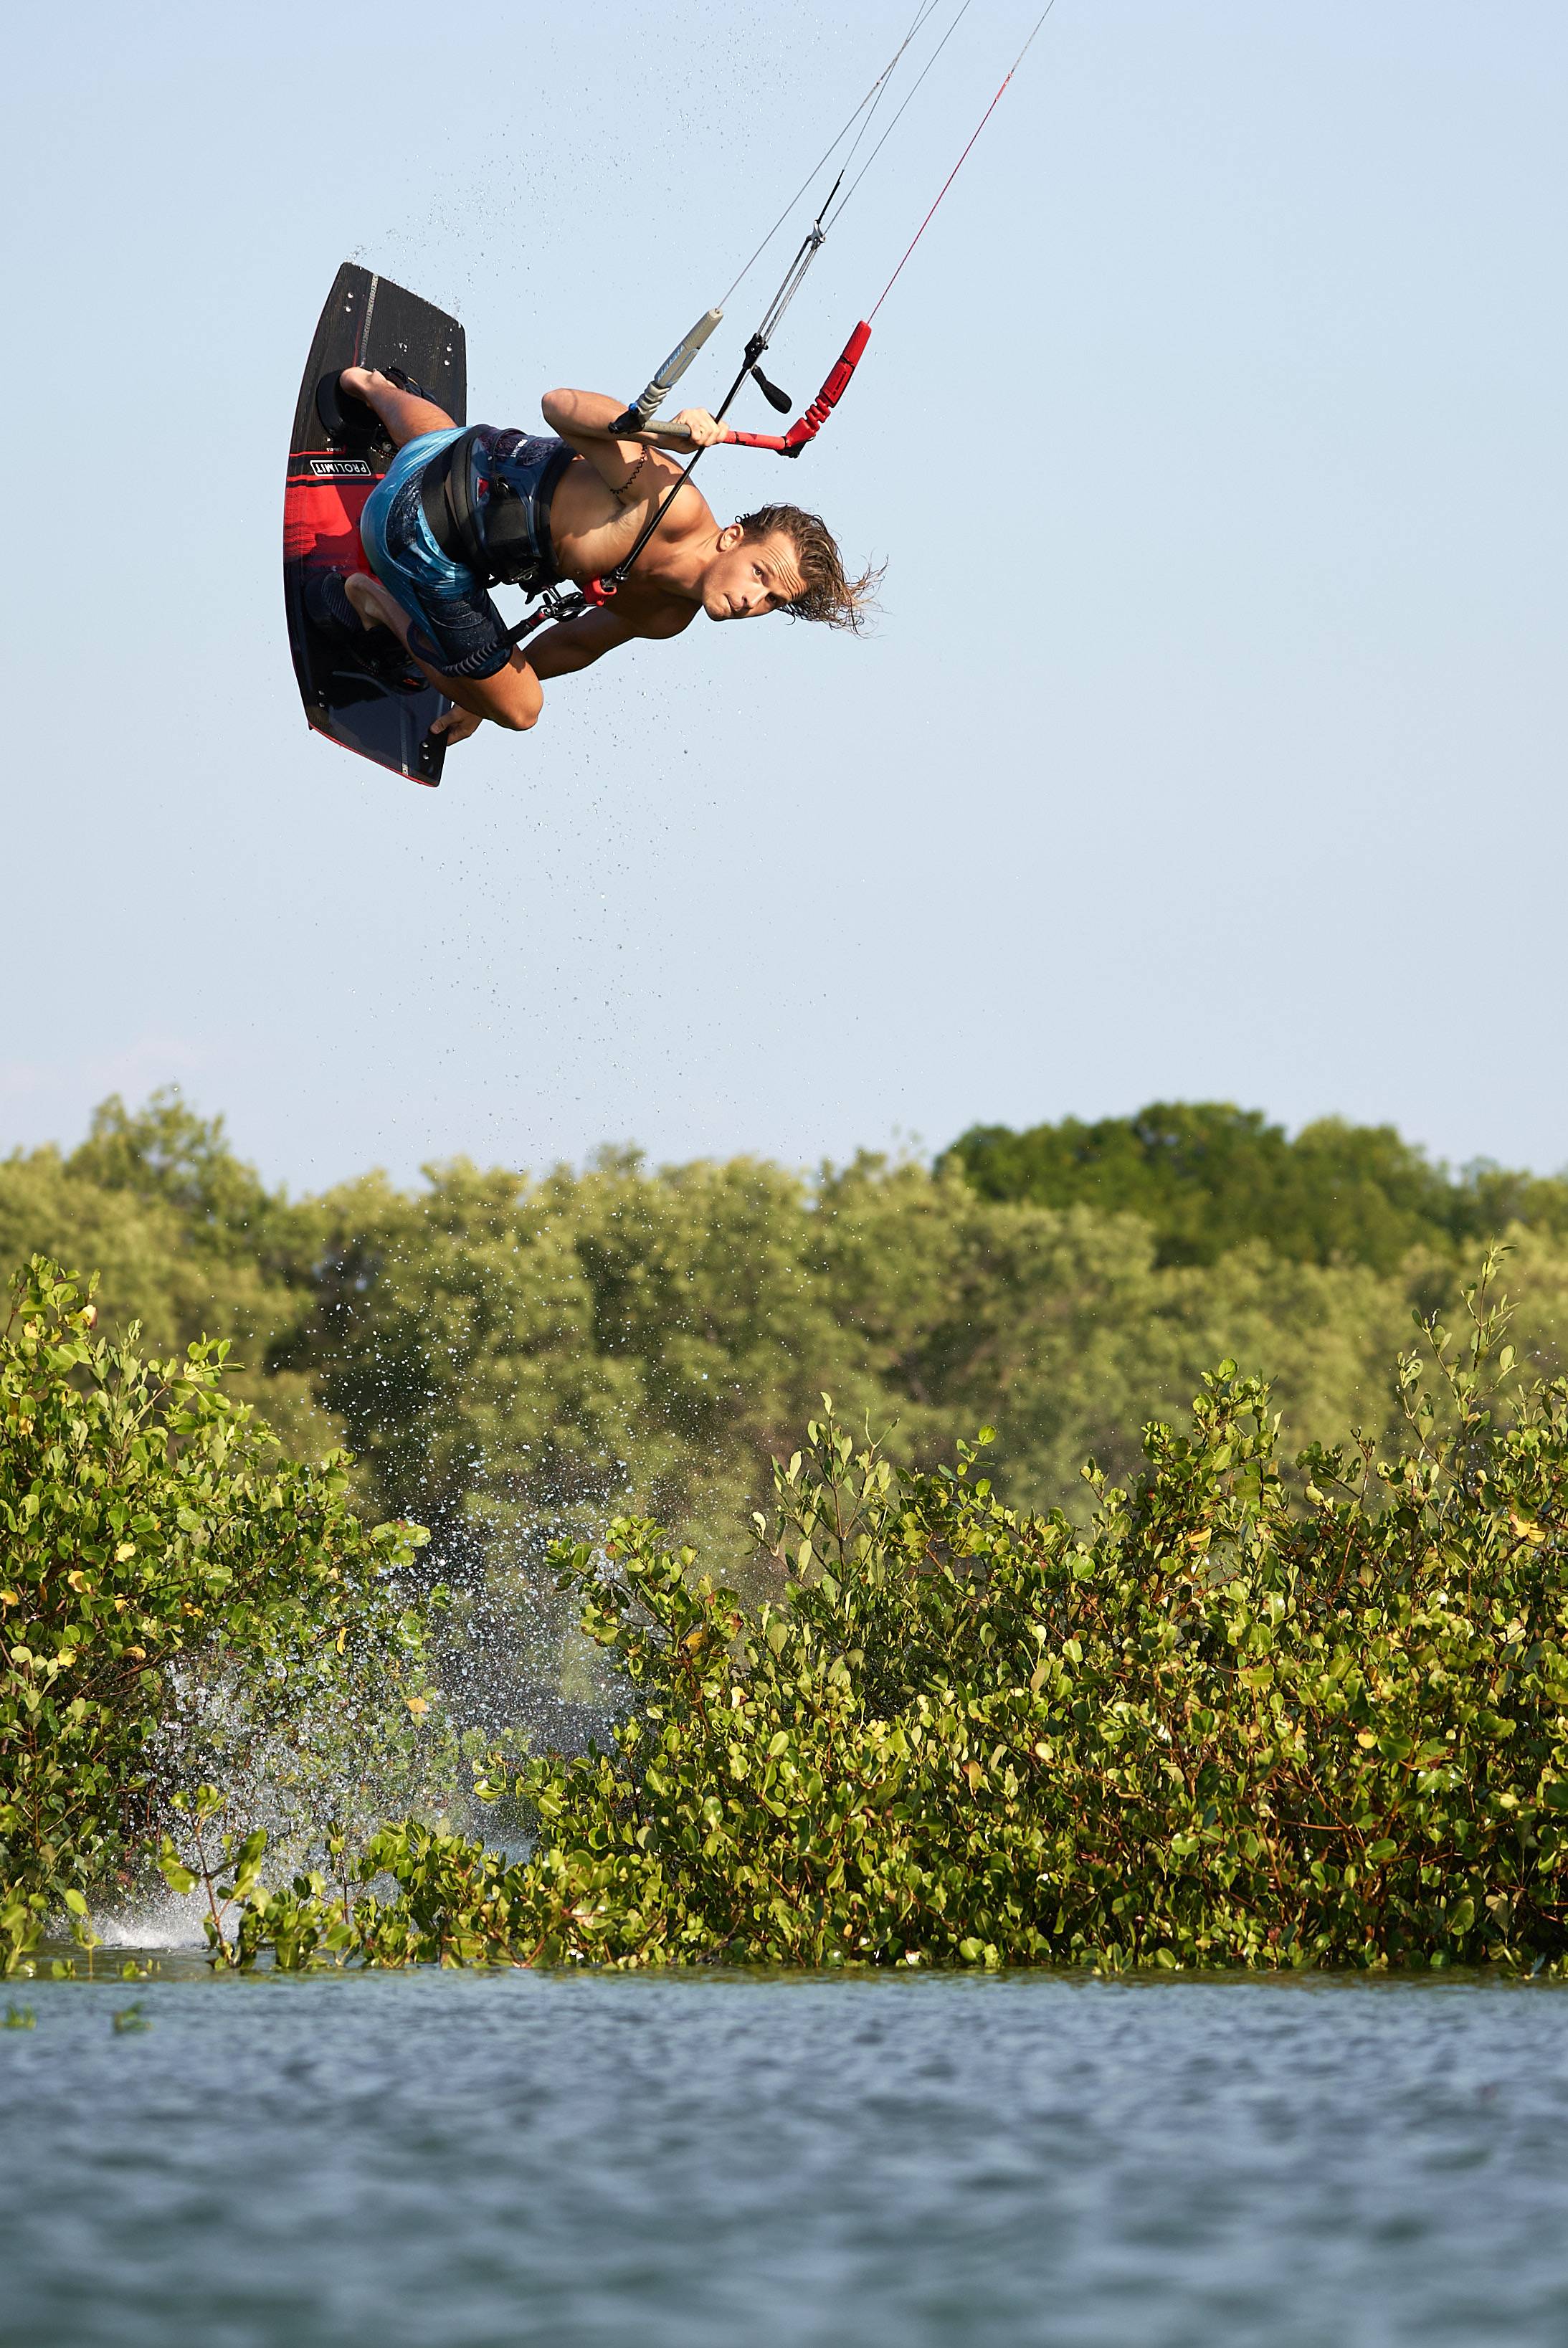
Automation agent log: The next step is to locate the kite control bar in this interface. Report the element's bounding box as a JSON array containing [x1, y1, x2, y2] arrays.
[[581, 321, 873, 459]]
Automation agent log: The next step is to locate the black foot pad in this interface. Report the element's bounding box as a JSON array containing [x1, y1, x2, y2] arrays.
[[315, 369, 386, 448], [304, 569, 421, 684], [304, 566, 368, 637]]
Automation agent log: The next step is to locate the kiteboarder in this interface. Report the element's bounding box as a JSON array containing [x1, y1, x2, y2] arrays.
[[327, 366, 877, 748], [287, 8, 1050, 783]]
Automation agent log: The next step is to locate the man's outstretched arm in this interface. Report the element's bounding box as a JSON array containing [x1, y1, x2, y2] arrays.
[[541, 387, 724, 497], [429, 601, 695, 742], [526, 602, 696, 680]]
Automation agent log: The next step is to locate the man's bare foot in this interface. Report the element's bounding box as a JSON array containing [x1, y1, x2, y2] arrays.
[[344, 571, 401, 633], [333, 366, 457, 449]]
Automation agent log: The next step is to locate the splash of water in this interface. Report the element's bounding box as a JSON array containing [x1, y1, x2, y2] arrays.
[[95, 1883, 212, 1950]]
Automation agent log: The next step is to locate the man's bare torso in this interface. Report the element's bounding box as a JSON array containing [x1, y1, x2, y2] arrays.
[[547, 452, 712, 632]]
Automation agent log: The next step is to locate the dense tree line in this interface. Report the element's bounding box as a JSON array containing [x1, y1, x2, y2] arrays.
[[7, 1090, 1568, 1643], [946, 1103, 1568, 1270]]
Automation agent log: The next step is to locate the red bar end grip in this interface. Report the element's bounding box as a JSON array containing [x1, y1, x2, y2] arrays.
[[779, 321, 873, 454]]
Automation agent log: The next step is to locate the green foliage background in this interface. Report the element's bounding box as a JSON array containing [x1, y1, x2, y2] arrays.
[[10, 1090, 1568, 1673]]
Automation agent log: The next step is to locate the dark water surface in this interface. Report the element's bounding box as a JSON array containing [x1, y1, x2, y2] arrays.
[[2, 1966, 1566, 2347]]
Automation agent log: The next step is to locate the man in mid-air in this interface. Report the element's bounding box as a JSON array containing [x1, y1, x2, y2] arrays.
[[327, 366, 878, 748]]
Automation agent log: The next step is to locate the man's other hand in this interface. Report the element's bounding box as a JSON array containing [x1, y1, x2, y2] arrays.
[[431, 704, 485, 746]]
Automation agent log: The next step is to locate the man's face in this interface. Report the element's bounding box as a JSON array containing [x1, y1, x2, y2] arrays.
[[701, 527, 805, 622]]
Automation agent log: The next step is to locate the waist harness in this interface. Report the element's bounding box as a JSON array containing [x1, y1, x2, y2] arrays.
[[419, 427, 574, 591]]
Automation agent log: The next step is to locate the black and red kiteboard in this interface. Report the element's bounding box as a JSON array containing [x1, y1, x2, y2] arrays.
[[284, 264, 466, 787]]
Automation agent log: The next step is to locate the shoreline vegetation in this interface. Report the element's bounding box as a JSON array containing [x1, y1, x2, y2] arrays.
[[6, 1093, 1568, 1973]]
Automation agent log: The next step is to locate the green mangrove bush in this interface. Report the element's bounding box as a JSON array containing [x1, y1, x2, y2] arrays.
[[217, 1258, 1568, 1973], [0, 1260, 430, 1969]]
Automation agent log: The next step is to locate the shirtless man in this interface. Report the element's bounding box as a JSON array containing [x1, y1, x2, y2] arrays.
[[329, 366, 876, 747]]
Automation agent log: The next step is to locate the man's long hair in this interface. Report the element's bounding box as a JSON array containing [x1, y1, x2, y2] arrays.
[[736, 504, 883, 633]]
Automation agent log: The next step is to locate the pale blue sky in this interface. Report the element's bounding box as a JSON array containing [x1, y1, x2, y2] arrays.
[[5, 2, 1564, 1189]]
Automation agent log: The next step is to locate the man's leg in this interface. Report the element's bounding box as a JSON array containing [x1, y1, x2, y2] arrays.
[[339, 366, 455, 449], [347, 409, 541, 734], [343, 572, 543, 732]]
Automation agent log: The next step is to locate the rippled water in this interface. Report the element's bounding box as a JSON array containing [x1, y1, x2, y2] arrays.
[[3, 1965, 1567, 2347]]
